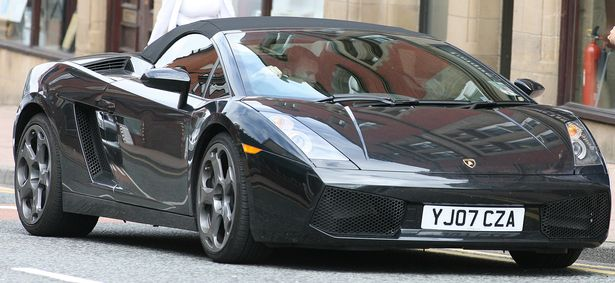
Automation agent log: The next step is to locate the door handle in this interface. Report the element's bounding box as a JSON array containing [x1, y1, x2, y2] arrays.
[[95, 98, 116, 113]]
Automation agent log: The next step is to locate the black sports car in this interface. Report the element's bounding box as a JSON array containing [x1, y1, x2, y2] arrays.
[[13, 17, 611, 268]]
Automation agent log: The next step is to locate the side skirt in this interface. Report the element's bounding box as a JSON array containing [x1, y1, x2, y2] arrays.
[[62, 191, 197, 231]]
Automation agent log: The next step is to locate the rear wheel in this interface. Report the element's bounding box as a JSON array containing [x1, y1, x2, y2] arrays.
[[195, 133, 270, 263], [15, 114, 98, 237], [510, 249, 583, 268]]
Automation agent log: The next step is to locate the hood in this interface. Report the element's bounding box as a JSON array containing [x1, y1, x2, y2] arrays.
[[244, 98, 575, 175]]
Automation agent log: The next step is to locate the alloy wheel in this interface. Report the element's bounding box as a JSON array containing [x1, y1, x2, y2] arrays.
[[16, 124, 51, 224], [198, 143, 237, 252]]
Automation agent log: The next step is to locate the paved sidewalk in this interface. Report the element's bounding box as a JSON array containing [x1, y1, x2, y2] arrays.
[[0, 105, 614, 242], [0, 105, 15, 186]]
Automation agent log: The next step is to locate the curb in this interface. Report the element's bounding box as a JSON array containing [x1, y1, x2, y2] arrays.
[[0, 166, 13, 187]]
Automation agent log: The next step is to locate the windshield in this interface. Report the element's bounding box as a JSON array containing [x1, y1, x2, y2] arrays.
[[226, 30, 527, 103]]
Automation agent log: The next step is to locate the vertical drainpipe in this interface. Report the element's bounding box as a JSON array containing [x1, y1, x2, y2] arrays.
[[500, 0, 514, 79], [262, 0, 273, 16], [418, 0, 429, 34]]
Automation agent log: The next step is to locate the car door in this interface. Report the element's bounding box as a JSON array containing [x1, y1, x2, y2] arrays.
[[99, 33, 221, 215]]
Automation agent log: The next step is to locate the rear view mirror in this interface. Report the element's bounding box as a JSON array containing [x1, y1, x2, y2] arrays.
[[514, 78, 545, 99], [141, 68, 190, 109]]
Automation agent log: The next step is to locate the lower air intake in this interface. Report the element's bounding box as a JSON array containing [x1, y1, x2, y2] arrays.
[[311, 187, 405, 237], [541, 193, 610, 240]]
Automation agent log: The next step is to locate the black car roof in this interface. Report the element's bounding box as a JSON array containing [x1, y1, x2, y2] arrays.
[[141, 16, 425, 63]]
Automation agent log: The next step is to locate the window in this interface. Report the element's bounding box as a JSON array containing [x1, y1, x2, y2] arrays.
[[184, 50, 220, 97], [558, 0, 615, 124], [155, 34, 213, 67], [0, 0, 77, 52], [572, 0, 614, 110], [156, 33, 224, 97], [106, 0, 153, 53], [227, 30, 525, 102], [0, 0, 31, 45], [206, 61, 229, 99]]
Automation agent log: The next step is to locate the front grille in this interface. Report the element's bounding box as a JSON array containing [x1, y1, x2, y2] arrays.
[[541, 193, 610, 240], [311, 187, 406, 237]]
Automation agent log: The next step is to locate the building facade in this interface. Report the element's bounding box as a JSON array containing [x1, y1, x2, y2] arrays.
[[1, 0, 614, 160]]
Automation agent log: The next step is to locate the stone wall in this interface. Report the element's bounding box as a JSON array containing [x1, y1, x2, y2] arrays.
[[75, 1, 108, 56], [323, 0, 420, 31], [0, 1, 108, 105], [509, 0, 561, 106], [446, 0, 502, 71], [0, 50, 48, 105], [585, 120, 615, 163], [153, 0, 162, 23], [323, 0, 503, 71]]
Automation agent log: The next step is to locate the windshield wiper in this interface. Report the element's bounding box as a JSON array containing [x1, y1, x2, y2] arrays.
[[317, 95, 532, 109], [318, 94, 393, 104], [458, 101, 532, 109], [317, 93, 418, 105]]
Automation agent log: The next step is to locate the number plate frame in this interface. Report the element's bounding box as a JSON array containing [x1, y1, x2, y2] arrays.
[[421, 205, 525, 232]]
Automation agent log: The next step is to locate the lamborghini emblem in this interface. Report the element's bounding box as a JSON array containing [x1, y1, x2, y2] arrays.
[[463, 159, 476, 168]]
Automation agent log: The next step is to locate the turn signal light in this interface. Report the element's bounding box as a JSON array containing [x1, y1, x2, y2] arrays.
[[565, 121, 601, 166], [242, 143, 263, 155], [567, 123, 581, 139]]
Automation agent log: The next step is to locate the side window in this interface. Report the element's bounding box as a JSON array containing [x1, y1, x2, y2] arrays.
[[154, 34, 219, 97], [206, 61, 229, 99], [155, 34, 213, 68]]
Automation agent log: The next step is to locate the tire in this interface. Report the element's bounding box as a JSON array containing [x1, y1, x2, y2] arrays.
[[14, 113, 98, 237], [195, 133, 270, 263], [510, 248, 583, 268]]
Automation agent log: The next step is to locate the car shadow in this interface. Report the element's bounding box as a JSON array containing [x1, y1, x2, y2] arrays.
[[83, 223, 205, 258], [75, 223, 597, 277], [261, 248, 590, 276]]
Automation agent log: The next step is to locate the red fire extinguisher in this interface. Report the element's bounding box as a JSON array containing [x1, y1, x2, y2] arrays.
[[582, 26, 601, 106]]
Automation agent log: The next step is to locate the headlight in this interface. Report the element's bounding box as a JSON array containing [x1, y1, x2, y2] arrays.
[[566, 121, 601, 166], [262, 112, 348, 161]]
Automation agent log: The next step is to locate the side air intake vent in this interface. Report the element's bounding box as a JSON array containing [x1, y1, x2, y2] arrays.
[[74, 105, 111, 179], [83, 57, 129, 73]]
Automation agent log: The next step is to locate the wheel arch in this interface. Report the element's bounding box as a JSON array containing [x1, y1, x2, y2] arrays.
[[14, 102, 47, 159], [190, 118, 244, 215]]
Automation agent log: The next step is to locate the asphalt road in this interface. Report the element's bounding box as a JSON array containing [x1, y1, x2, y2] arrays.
[[2, 186, 615, 282]]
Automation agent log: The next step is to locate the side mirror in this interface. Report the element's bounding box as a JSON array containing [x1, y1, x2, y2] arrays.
[[141, 68, 190, 109], [514, 78, 545, 99]]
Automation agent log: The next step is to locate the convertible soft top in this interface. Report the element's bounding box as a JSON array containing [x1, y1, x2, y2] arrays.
[[141, 16, 423, 64]]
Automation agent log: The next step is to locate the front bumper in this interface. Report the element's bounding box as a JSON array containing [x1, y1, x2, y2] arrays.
[[302, 186, 609, 251], [246, 153, 611, 251]]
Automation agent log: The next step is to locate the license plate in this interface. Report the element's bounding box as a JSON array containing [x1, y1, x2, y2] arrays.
[[421, 205, 524, 232]]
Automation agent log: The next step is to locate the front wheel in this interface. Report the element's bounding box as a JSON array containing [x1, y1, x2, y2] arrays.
[[195, 133, 270, 263], [15, 114, 98, 237], [510, 249, 583, 268]]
